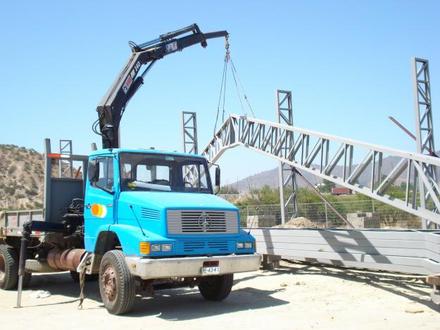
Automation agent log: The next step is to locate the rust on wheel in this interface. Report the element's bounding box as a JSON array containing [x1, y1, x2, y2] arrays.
[[0, 254, 5, 283], [102, 265, 117, 302]]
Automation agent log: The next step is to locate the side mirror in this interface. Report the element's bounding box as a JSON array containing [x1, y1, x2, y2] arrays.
[[215, 167, 221, 188], [87, 159, 99, 183]]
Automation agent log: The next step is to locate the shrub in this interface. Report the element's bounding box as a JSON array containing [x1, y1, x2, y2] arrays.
[[8, 165, 17, 175]]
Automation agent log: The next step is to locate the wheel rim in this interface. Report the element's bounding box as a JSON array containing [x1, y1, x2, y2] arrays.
[[0, 255, 5, 283], [102, 265, 117, 302]]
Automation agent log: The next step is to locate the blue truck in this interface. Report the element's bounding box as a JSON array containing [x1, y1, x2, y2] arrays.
[[0, 24, 260, 314]]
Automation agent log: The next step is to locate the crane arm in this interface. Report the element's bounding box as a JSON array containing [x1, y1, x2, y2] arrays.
[[95, 24, 228, 149]]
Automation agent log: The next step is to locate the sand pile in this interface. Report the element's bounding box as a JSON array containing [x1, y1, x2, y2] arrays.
[[273, 216, 320, 228]]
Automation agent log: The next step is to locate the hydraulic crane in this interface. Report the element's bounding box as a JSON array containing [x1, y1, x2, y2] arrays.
[[94, 24, 228, 149]]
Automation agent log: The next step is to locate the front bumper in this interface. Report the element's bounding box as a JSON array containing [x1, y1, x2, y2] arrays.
[[125, 253, 261, 280]]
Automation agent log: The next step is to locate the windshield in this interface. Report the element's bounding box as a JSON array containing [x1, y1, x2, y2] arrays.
[[119, 152, 212, 193]]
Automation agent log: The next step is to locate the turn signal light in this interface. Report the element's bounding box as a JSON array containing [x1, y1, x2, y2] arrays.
[[140, 242, 150, 255]]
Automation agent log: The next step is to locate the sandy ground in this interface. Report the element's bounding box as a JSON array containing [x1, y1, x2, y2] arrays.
[[1, 261, 440, 330]]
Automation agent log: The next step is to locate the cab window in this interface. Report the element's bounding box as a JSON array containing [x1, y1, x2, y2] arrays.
[[93, 157, 114, 192]]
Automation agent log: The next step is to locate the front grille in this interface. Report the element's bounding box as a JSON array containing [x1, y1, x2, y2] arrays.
[[207, 241, 229, 251], [183, 240, 229, 253], [167, 210, 238, 235], [141, 208, 160, 220], [183, 241, 205, 252]]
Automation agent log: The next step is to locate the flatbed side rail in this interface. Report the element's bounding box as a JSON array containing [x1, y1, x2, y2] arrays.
[[0, 209, 44, 238]]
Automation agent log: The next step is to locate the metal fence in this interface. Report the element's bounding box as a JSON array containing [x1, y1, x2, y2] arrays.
[[239, 200, 422, 229]]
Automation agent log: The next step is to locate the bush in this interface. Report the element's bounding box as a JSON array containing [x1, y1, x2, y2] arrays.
[[4, 186, 16, 195], [24, 162, 32, 172], [7, 165, 17, 175]]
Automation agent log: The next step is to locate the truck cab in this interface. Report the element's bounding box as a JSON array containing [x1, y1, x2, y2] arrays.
[[85, 148, 256, 257], [84, 148, 260, 314]]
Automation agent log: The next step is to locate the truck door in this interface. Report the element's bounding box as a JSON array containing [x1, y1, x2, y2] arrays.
[[84, 156, 116, 251]]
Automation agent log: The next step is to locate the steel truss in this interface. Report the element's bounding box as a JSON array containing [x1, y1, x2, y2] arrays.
[[413, 58, 436, 157], [181, 111, 199, 182], [59, 139, 73, 178], [203, 115, 440, 225], [413, 58, 438, 228], [182, 111, 199, 154], [276, 90, 298, 223]]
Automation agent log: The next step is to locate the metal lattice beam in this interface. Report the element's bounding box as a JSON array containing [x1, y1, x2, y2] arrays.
[[182, 111, 198, 154], [413, 58, 436, 156], [413, 58, 438, 228], [181, 111, 199, 182], [203, 115, 440, 225], [276, 90, 298, 223], [59, 139, 73, 178]]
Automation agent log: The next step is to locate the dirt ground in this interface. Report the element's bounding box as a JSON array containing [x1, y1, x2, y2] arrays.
[[1, 261, 440, 330]]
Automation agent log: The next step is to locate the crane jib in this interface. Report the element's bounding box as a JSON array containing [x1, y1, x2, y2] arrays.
[[95, 24, 228, 149]]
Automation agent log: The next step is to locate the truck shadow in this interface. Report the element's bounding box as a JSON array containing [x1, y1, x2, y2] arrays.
[[129, 287, 289, 320], [25, 272, 289, 318], [21, 272, 100, 307]]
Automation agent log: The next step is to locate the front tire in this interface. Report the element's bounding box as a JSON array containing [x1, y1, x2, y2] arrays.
[[198, 274, 234, 301], [99, 250, 136, 315]]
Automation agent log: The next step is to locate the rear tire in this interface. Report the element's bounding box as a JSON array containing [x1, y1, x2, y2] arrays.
[[198, 274, 234, 301], [99, 250, 136, 315], [0, 245, 18, 290]]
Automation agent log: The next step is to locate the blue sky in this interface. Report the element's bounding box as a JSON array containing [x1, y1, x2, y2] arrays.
[[1, 1, 439, 184]]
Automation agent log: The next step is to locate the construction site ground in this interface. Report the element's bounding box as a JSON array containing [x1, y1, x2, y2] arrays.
[[0, 261, 439, 330]]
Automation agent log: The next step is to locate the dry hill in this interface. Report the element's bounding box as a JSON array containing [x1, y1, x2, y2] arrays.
[[0, 144, 44, 210]]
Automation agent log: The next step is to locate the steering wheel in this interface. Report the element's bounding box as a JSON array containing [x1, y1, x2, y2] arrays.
[[184, 180, 194, 188], [151, 179, 170, 185]]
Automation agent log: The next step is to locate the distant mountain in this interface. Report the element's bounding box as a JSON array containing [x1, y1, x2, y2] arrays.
[[227, 167, 320, 192], [226, 154, 420, 193]]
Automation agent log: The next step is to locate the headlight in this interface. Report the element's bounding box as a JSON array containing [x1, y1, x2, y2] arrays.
[[161, 244, 172, 252], [244, 242, 253, 249], [151, 244, 161, 252], [236, 242, 244, 249]]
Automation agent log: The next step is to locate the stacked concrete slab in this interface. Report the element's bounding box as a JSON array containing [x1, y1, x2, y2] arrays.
[[250, 228, 440, 275]]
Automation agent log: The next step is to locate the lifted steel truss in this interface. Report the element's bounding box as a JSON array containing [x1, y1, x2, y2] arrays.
[[203, 114, 440, 225], [276, 90, 298, 223]]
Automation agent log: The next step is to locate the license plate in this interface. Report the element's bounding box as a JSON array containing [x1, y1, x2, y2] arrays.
[[201, 266, 220, 275]]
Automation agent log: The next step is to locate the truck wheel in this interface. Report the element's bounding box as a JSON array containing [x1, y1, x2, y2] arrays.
[[99, 250, 136, 315], [0, 245, 18, 290], [198, 274, 234, 301]]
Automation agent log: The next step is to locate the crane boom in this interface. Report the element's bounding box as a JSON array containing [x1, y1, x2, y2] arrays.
[[95, 24, 228, 149]]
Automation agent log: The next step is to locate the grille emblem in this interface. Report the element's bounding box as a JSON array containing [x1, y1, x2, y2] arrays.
[[198, 212, 211, 232]]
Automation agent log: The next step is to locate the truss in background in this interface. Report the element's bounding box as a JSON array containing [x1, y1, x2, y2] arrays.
[[203, 114, 440, 225]]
